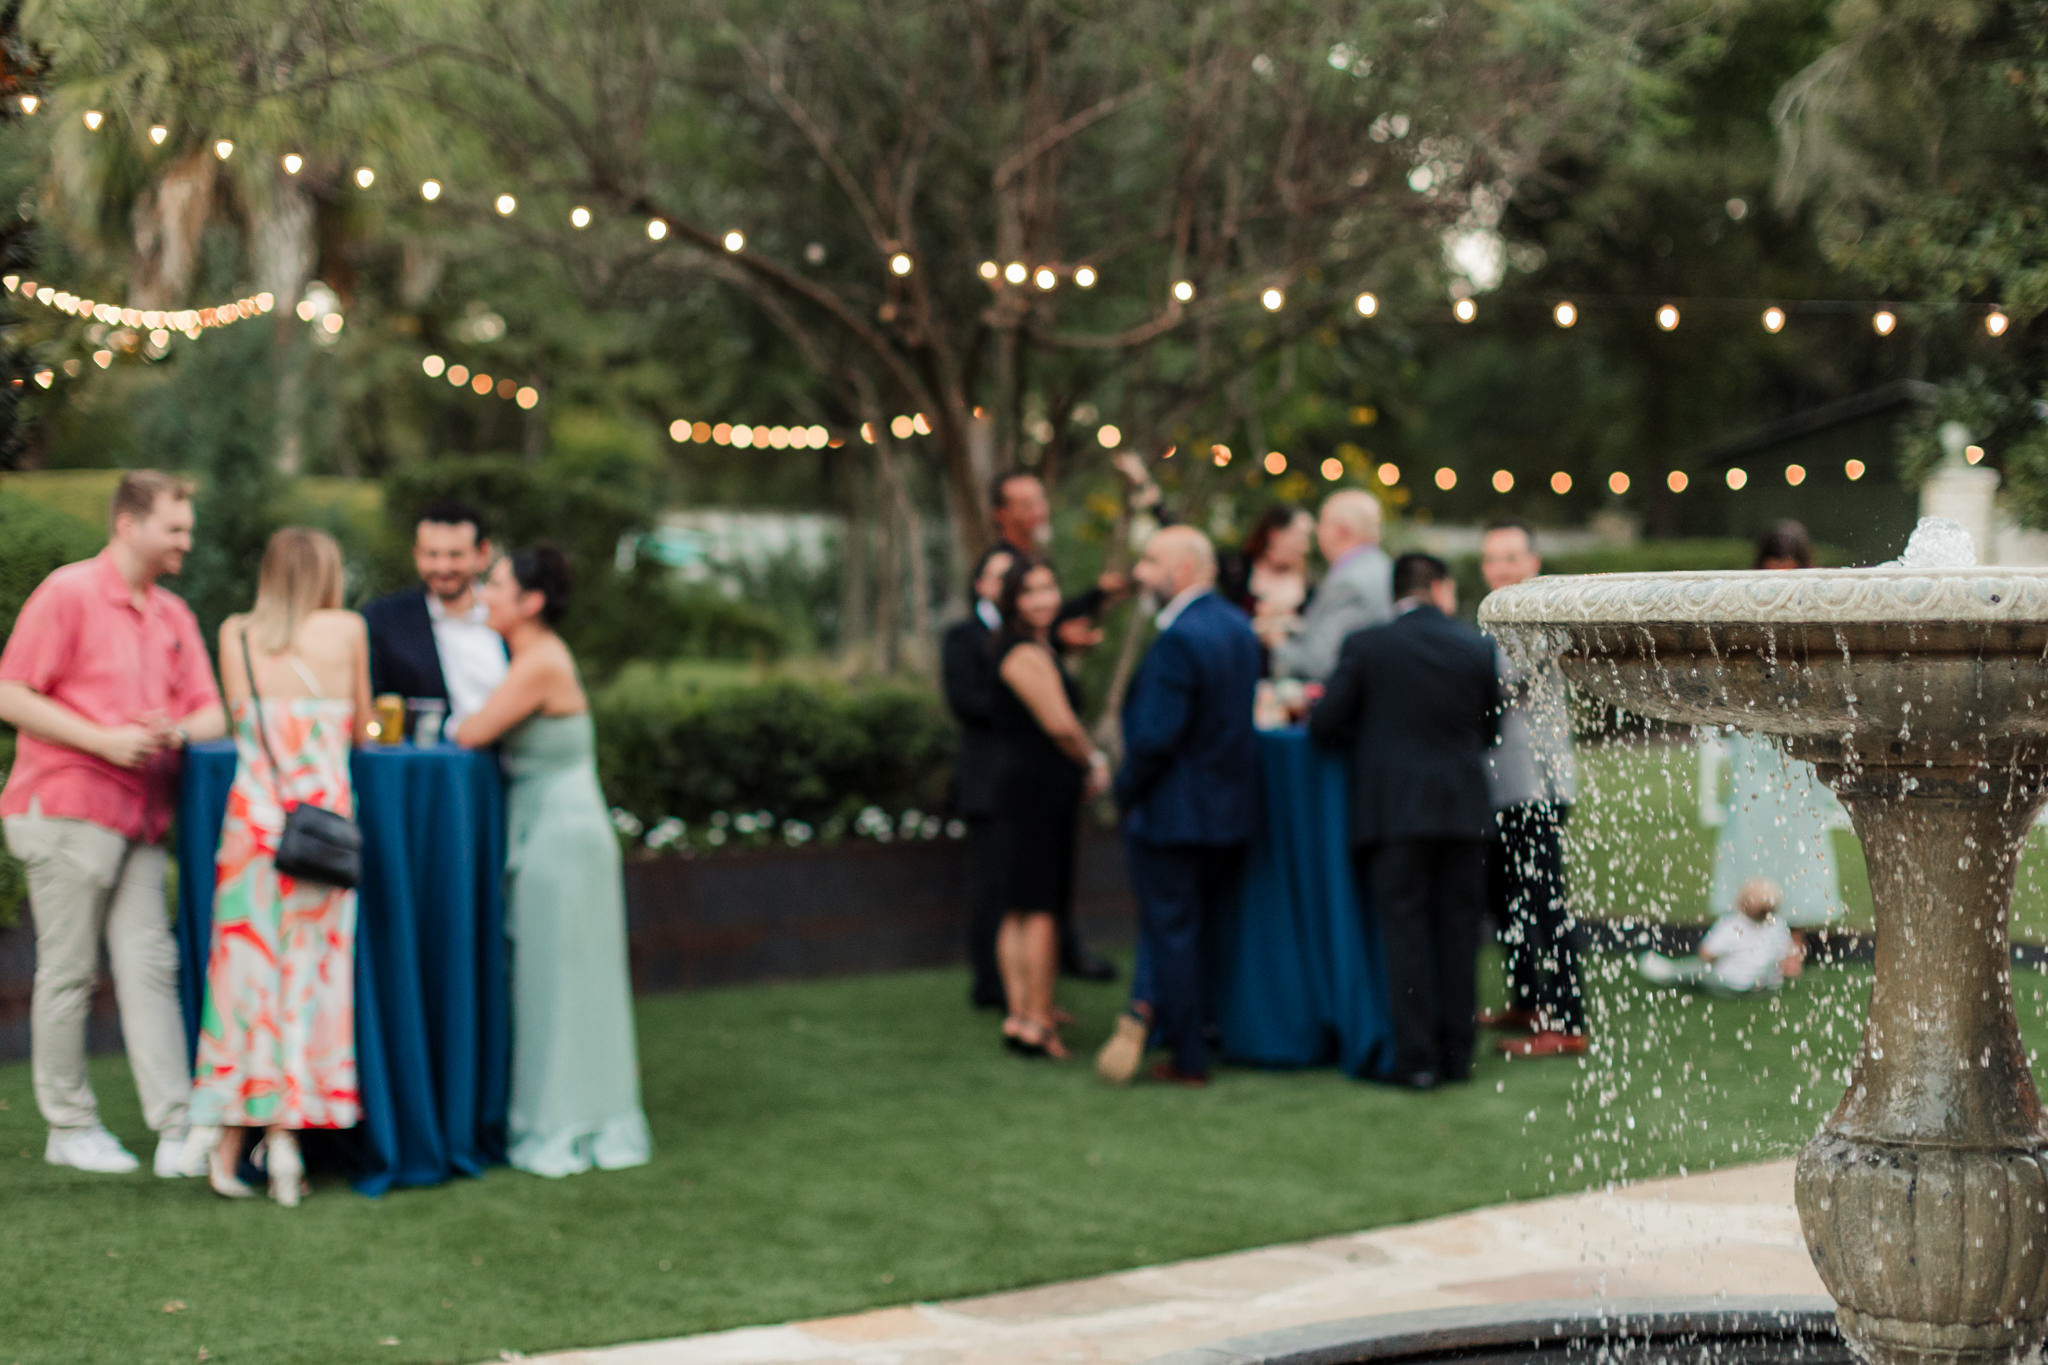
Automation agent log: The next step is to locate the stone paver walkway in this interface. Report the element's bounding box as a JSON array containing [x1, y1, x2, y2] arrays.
[[527, 1159, 1822, 1365]]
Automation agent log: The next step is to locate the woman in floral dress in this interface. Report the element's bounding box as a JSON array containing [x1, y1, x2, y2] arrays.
[[191, 528, 372, 1205]]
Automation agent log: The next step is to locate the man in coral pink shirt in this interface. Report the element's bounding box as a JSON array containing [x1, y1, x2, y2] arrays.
[[0, 471, 227, 1176]]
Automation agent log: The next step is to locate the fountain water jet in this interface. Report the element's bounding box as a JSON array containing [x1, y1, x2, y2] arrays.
[[1479, 530, 2048, 1365]]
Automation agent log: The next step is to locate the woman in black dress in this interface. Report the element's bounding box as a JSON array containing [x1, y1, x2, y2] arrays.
[[989, 555, 1110, 1058]]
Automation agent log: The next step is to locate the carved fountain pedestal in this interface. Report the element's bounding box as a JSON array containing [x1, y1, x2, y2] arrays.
[[1479, 567, 2048, 1365]]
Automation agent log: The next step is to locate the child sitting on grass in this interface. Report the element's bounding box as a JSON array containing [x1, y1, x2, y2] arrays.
[[1639, 876, 1798, 994]]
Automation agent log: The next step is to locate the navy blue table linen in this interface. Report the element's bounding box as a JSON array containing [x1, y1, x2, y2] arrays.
[[1211, 727, 1393, 1077], [176, 741, 510, 1195]]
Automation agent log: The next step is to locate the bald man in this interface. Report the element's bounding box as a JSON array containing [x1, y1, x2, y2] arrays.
[[1269, 489, 1393, 682], [1097, 526, 1264, 1087]]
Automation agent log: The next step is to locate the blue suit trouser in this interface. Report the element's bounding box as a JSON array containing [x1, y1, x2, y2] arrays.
[[1125, 835, 1247, 1077]]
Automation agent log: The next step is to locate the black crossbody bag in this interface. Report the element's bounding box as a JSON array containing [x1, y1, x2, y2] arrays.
[[240, 631, 362, 890]]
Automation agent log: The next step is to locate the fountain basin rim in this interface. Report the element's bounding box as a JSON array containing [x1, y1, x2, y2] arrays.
[[1478, 567, 2048, 632], [1140, 1295, 1839, 1365]]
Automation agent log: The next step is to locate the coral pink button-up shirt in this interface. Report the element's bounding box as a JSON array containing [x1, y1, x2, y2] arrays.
[[0, 551, 221, 843]]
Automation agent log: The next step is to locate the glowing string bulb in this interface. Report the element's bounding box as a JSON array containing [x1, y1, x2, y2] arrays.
[[1608, 471, 1630, 495], [1492, 469, 1514, 493], [1004, 262, 1027, 285], [354, 167, 376, 189], [1656, 304, 1680, 331], [979, 261, 999, 281], [82, 110, 103, 130], [1097, 424, 1122, 449], [1987, 310, 2010, 337], [447, 364, 469, 386], [1453, 298, 1477, 323], [495, 194, 516, 216], [1553, 302, 1577, 328], [1035, 267, 1057, 290], [1551, 472, 1572, 495], [723, 230, 745, 252], [571, 206, 591, 229], [1726, 467, 1748, 490], [148, 125, 167, 145], [214, 139, 234, 161], [1173, 279, 1196, 303], [1211, 444, 1232, 467], [1074, 266, 1097, 289], [516, 387, 539, 409], [1966, 445, 1985, 466], [1667, 471, 1689, 493], [1321, 457, 1345, 481], [1434, 466, 1457, 490], [1261, 287, 1285, 312], [420, 179, 441, 201], [1377, 462, 1400, 486], [646, 218, 669, 241], [18, 95, 37, 115], [889, 253, 914, 277], [1873, 309, 1897, 336], [282, 153, 303, 175], [1762, 307, 1786, 333], [321, 313, 343, 334], [1264, 451, 1287, 475], [1786, 463, 1807, 485], [1355, 291, 1379, 317], [1845, 459, 1866, 481], [890, 415, 915, 440], [423, 355, 446, 377]]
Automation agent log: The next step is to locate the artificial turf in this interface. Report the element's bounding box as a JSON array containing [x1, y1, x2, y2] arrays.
[[14, 949, 2048, 1365]]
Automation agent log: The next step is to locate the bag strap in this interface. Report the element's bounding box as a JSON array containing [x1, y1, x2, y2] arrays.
[[240, 628, 293, 809]]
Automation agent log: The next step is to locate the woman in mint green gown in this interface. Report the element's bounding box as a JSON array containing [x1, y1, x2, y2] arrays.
[[455, 546, 651, 1177]]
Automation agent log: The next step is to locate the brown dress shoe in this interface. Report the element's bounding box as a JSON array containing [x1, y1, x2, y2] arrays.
[[1149, 1061, 1209, 1088], [1095, 1013, 1148, 1085], [1496, 1030, 1590, 1058]]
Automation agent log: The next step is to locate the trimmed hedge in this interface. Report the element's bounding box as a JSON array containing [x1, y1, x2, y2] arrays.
[[592, 667, 957, 844]]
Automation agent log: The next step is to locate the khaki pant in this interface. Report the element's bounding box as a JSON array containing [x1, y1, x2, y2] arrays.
[[4, 808, 191, 1134]]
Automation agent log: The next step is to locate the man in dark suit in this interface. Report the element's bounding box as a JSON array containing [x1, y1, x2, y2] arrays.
[[941, 545, 1018, 1010], [1310, 552, 1502, 1090], [986, 469, 1122, 983], [1095, 526, 1263, 1087], [361, 499, 507, 727]]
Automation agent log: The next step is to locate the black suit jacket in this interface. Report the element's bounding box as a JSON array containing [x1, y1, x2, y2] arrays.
[[362, 586, 451, 704], [941, 612, 1004, 818], [1308, 603, 1503, 848]]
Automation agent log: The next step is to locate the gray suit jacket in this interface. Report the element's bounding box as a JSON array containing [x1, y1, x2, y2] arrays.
[[1485, 641, 1579, 810], [1272, 545, 1393, 681]]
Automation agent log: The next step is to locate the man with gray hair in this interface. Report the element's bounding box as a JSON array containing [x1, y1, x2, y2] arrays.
[[1267, 488, 1393, 681]]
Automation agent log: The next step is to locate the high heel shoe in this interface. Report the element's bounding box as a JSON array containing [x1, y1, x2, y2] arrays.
[[209, 1143, 256, 1200], [265, 1130, 304, 1208]]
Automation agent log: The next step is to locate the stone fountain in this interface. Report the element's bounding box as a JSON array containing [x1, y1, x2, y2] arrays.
[[1475, 531, 2048, 1365]]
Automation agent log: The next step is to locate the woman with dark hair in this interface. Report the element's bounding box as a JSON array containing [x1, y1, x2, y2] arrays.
[[1221, 504, 1315, 658], [456, 545, 651, 1176], [1753, 520, 1815, 570], [988, 555, 1110, 1058]]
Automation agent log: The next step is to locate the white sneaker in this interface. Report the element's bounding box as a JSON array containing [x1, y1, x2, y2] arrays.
[[46, 1127, 141, 1174], [154, 1126, 213, 1179]]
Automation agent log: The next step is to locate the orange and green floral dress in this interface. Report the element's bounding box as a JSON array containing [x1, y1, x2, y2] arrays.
[[190, 693, 360, 1131]]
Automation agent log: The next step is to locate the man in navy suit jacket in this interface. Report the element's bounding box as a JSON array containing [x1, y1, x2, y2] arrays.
[[361, 499, 508, 727], [1097, 526, 1263, 1087]]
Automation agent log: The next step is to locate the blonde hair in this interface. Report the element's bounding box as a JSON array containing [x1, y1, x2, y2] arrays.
[[246, 528, 344, 653], [109, 469, 195, 530]]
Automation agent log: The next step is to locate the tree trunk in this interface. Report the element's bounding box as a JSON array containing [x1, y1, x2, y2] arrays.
[[249, 181, 317, 476]]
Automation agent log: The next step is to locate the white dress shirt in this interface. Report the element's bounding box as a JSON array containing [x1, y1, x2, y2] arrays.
[[426, 592, 509, 728], [977, 599, 1001, 631]]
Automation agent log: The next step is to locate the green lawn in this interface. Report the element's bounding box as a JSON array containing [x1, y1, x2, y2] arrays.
[[1570, 738, 2048, 939], [14, 950, 2048, 1365]]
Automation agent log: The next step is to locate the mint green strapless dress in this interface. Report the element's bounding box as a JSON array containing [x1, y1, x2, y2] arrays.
[[501, 714, 652, 1176]]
